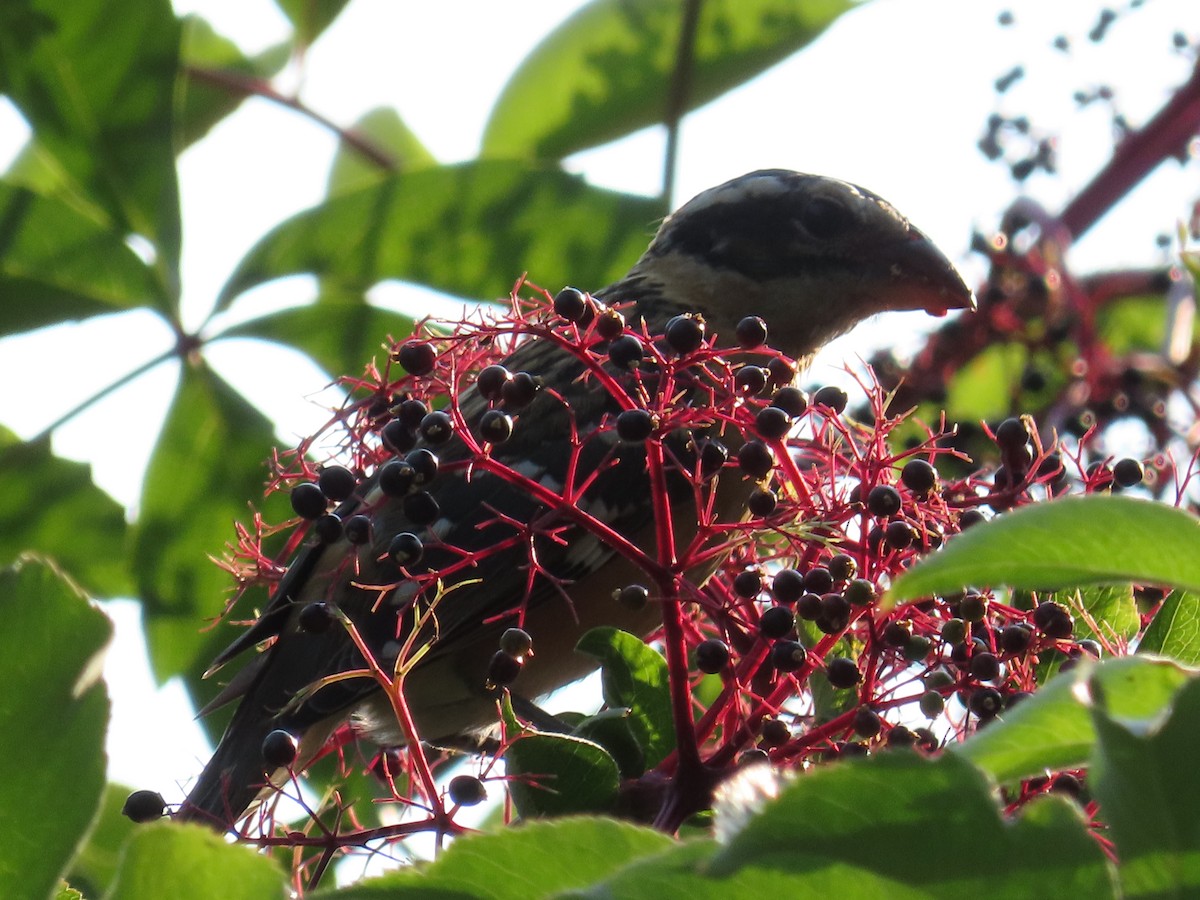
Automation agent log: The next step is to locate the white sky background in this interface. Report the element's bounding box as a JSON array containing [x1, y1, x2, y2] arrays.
[[0, 0, 1195, 820]]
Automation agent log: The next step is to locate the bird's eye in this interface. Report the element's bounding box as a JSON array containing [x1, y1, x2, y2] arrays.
[[798, 197, 854, 240]]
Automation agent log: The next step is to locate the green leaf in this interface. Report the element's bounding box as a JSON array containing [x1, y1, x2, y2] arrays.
[[1096, 294, 1169, 356], [577, 627, 674, 767], [103, 823, 286, 899], [945, 341, 1026, 422], [0, 429, 130, 598], [504, 733, 620, 817], [0, 559, 111, 900], [955, 655, 1191, 784], [219, 291, 416, 380], [1071, 583, 1140, 645], [709, 752, 1115, 896], [571, 708, 646, 778], [326, 107, 436, 196], [131, 362, 283, 704], [0, 0, 182, 295], [324, 818, 672, 899], [0, 183, 165, 334], [1091, 674, 1200, 897], [1140, 590, 1200, 665], [176, 15, 292, 149], [481, 0, 856, 159], [216, 161, 666, 310], [273, 0, 351, 47], [67, 784, 141, 897], [889, 496, 1200, 605]]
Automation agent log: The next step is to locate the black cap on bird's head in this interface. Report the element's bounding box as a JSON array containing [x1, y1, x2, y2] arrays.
[[621, 169, 974, 357]]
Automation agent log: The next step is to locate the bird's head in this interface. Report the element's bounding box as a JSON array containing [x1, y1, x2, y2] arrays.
[[617, 169, 974, 359]]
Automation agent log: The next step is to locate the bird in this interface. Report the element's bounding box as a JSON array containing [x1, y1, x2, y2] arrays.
[[176, 169, 973, 827]]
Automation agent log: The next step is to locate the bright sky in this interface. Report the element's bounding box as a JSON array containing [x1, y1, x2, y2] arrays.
[[0, 0, 1195, 820]]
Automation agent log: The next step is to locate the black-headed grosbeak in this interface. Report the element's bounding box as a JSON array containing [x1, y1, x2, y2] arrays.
[[177, 169, 973, 826]]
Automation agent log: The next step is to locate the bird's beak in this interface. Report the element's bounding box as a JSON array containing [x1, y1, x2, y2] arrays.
[[883, 230, 976, 317]]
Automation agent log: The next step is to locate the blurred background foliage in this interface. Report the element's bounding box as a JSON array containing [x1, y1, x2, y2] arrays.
[[0, 0, 1198, 895]]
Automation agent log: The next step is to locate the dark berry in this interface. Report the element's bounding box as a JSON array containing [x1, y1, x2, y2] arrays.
[[616, 408, 655, 442], [734, 365, 768, 395], [919, 690, 946, 718], [959, 509, 987, 529], [596, 308, 626, 340], [396, 341, 436, 376], [735, 315, 768, 348], [771, 386, 807, 417], [419, 410, 454, 445], [803, 567, 834, 595], [826, 656, 861, 688], [812, 385, 848, 413], [882, 622, 911, 647], [262, 730, 299, 768], [900, 459, 937, 495], [941, 618, 967, 645], [502, 372, 541, 409], [770, 640, 807, 672], [796, 593, 823, 620], [759, 606, 795, 639], [665, 314, 706, 354], [313, 513, 343, 544], [500, 627, 533, 658], [696, 638, 731, 673], [486, 650, 522, 687], [397, 398, 428, 428], [755, 406, 791, 440], [740, 748, 770, 766], [885, 521, 915, 549], [479, 409, 513, 444], [553, 286, 589, 322], [477, 364, 511, 400], [448, 774, 488, 806], [608, 334, 644, 369], [767, 357, 797, 386], [344, 514, 371, 544], [378, 460, 415, 497], [732, 570, 763, 599], [122, 790, 166, 823], [617, 583, 649, 611], [1000, 623, 1033, 653], [828, 553, 856, 582], [1077, 639, 1102, 658], [903, 634, 934, 662], [969, 687, 1003, 719], [760, 717, 790, 747], [290, 482, 327, 519], [960, 592, 988, 622], [887, 725, 917, 748], [1050, 773, 1083, 798], [318, 465, 357, 501], [1033, 601, 1073, 638], [381, 418, 417, 453], [1113, 457, 1144, 487], [299, 601, 335, 633], [867, 484, 902, 517], [970, 652, 1001, 682], [995, 417, 1029, 450], [403, 491, 440, 525], [697, 439, 728, 479], [388, 532, 424, 566], [737, 440, 775, 478], [852, 707, 882, 738], [748, 488, 778, 517], [407, 448, 439, 484], [771, 568, 806, 604], [844, 579, 877, 607]]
